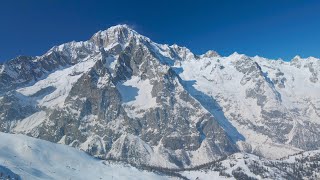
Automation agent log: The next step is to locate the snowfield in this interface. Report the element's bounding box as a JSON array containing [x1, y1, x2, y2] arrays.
[[0, 132, 169, 180], [1, 132, 319, 180], [0, 132, 253, 180]]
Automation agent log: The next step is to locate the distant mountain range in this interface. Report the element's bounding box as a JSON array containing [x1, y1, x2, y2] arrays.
[[0, 25, 319, 179]]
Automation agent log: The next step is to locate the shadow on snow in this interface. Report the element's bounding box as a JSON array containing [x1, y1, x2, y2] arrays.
[[172, 67, 245, 142]]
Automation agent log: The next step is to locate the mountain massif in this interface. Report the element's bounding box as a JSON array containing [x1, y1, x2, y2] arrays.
[[0, 25, 319, 179]]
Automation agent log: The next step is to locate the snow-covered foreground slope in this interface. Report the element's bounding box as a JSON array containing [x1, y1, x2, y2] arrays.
[[0, 132, 168, 180], [0, 132, 320, 180]]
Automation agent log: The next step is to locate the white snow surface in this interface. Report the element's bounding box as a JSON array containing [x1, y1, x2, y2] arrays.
[[117, 76, 158, 118], [16, 56, 98, 108], [13, 111, 47, 134], [0, 132, 169, 180]]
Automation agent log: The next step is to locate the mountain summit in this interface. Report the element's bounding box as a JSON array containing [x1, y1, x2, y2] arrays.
[[0, 25, 320, 169]]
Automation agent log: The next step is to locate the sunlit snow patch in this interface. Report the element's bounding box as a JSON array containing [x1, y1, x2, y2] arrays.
[[16, 58, 97, 108], [117, 76, 158, 118]]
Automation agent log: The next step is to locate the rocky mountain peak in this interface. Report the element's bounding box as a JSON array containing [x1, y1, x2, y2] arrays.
[[201, 50, 220, 58], [89, 24, 147, 52], [169, 44, 196, 61]]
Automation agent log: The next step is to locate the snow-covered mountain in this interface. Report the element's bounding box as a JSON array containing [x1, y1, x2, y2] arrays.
[[0, 24, 319, 173]]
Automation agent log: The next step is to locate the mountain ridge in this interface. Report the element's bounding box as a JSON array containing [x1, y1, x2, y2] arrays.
[[2, 25, 320, 63]]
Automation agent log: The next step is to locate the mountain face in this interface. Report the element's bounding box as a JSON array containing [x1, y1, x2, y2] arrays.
[[0, 25, 319, 169]]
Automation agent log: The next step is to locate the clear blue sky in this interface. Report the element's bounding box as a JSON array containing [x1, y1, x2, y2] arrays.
[[1, 0, 320, 62]]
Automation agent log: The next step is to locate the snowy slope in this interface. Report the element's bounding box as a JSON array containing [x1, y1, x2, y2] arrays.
[[2, 132, 318, 180], [174, 52, 320, 159], [0, 132, 169, 180]]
